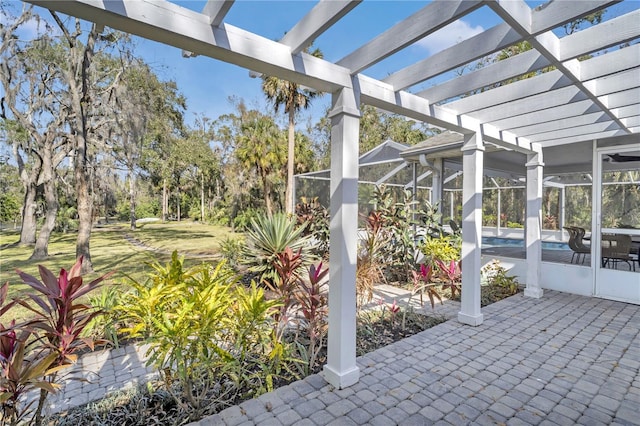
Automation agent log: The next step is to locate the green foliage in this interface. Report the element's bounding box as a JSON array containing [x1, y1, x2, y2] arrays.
[[369, 186, 417, 282], [483, 214, 497, 227], [117, 252, 287, 419], [218, 236, 244, 271], [55, 206, 78, 233], [232, 208, 261, 231], [506, 221, 523, 229], [241, 213, 313, 286], [481, 259, 519, 293], [83, 286, 124, 348], [295, 197, 329, 258], [420, 236, 460, 265], [0, 192, 20, 224]]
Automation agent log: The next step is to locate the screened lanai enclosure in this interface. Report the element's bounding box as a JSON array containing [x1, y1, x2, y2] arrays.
[[296, 133, 640, 272], [27, 0, 640, 389]]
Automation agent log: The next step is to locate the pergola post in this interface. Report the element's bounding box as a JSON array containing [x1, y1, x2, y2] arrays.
[[458, 132, 484, 326], [323, 86, 360, 389], [524, 149, 544, 298]]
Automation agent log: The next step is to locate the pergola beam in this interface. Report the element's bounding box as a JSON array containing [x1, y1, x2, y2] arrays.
[[202, 0, 234, 26], [383, 23, 521, 91], [447, 69, 574, 115], [489, 99, 601, 130], [559, 10, 640, 61], [490, 0, 633, 134], [418, 49, 550, 104], [280, 0, 361, 54], [509, 111, 611, 137], [527, 121, 622, 143], [355, 74, 534, 153], [535, 129, 627, 147], [27, 0, 353, 93], [337, 0, 483, 74]]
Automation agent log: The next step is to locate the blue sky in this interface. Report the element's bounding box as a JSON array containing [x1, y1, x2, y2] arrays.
[[6, 1, 639, 130]]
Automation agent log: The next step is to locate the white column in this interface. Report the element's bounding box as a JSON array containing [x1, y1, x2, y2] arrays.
[[559, 187, 566, 231], [524, 148, 544, 298], [496, 188, 502, 235], [323, 86, 360, 389], [430, 158, 444, 215], [450, 192, 454, 220], [458, 132, 484, 326]]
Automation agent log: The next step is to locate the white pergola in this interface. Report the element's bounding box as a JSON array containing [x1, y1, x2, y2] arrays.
[[26, 0, 640, 389]]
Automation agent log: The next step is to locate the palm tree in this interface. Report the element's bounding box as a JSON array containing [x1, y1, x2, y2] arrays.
[[236, 112, 285, 216], [261, 47, 323, 214]]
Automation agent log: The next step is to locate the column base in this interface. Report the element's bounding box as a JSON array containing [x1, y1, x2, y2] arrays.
[[524, 287, 544, 298], [323, 364, 360, 389], [458, 312, 484, 326]]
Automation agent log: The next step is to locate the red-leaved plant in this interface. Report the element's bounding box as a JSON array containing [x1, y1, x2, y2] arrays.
[[295, 262, 328, 373], [411, 263, 444, 309], [435, 259, 462, 299], [272, 247, 304, 332], [0, 257, 113, 425]]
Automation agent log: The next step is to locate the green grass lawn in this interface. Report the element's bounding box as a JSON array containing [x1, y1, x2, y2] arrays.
[[0, 221, 241, 303]]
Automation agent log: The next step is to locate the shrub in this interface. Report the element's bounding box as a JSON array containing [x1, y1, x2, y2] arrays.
[[232, 208, 261, 231], [241, 213, 313, 287], [83, 286, 124, 348], [1, 258, 111, 425], [218, 236, 244, 271], [117, 252, 288, 421], [295, 197, 329, 258], [420, 235, 460, 265]]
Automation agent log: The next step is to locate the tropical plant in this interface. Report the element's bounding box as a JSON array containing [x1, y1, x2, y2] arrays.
[[481, 259, 519, 294], [420, 235, 460, 265], [370, 186, 419, 281], [410, 263, 443, 310], [242, 213, 313, 286], [261, 47, 323, 214], [217, 236, 244, 271], [295, 197, 330, 258], [435, 259, 462, 299], [293, 262, 328, 375], [83, 286, 124, 348], [117, 252, 287, 421], [356, 210, 388, 307], [1, 258, 112, 425], [271, 247, 305, 334]]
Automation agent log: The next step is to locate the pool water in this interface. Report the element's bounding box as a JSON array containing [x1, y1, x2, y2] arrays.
[[482, 237, 569, 251]]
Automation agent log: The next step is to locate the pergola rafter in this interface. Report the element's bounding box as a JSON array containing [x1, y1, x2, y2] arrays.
[[280, 0, 361, 54]]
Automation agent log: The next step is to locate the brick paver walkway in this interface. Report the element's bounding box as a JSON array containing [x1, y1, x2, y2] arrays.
[[190, 290, 640, 425]]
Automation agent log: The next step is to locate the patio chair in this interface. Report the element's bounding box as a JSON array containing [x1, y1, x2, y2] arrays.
[[564, 226, 590, 264], [601, 234, 635, 271]]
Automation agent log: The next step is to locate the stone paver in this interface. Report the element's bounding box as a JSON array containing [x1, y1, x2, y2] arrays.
[[185, 291, 639, 425]]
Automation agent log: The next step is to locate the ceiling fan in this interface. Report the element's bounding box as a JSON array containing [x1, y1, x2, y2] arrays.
[[607, 153, 640, 163]]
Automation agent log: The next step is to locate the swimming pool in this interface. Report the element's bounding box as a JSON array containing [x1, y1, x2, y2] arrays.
[[482, 237, 569, 251]]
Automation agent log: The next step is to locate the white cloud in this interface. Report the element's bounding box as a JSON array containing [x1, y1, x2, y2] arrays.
[[416, 19, 484, 55]]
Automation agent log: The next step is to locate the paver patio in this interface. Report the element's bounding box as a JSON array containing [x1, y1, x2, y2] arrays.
[[190, 290, 640, 426]]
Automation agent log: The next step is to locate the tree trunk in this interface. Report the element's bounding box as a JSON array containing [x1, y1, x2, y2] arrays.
[[200, 172, 205, 222], [261, 169, 274, 217], [31, 148, 59, 260], [285, 108, 295, 215], [129, 170, 136, 230], [176, 189, 181, 221], [19, 182, 38, 246], [75, 134, 93, 271], [162, 179, 168, 221]]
